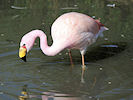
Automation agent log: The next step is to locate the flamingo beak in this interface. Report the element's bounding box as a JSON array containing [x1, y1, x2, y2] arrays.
[[19, 46, 27, 62]]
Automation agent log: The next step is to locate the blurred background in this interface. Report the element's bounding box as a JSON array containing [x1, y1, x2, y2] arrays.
[[0, 0, 133, 100]]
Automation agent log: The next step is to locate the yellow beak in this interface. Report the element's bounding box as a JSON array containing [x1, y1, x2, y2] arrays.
[[19, 46, 27, 62]]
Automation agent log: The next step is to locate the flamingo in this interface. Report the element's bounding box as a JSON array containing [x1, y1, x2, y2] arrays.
[[19, 12, 108, 70]]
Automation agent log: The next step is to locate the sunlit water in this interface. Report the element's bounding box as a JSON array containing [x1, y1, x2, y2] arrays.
[[0, 0, 133, 100]]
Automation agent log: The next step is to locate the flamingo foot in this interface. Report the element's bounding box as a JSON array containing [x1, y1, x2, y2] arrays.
[[81, 65, 86, 70]]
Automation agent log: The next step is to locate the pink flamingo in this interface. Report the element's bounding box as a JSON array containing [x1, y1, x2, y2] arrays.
[[19, 12, 108, 70]]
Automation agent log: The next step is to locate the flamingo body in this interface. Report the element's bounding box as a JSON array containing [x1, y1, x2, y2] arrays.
[[51, 12, 100, 54], [19, 12, 108, 63]]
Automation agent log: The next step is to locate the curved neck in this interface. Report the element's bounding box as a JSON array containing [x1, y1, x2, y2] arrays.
[[31, 30, 64, 56]]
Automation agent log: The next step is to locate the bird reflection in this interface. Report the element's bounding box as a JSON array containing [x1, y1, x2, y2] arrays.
[[41, 91, 81, 100], [19, 85, 81, 100], [19, 85, 29, 100]]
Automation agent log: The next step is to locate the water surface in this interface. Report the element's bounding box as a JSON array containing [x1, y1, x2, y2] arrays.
[[0, 0, 133, 100]]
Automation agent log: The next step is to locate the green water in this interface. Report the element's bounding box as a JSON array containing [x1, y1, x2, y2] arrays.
[[0, 0, 133, 100]]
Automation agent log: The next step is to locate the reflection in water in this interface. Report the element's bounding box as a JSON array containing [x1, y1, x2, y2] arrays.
[[11, 6, 27, 10], [42, 91, 81, 100], [85, 42, 127, 62], [19, 85, 81, 100], [81, 66, 85, 83], [19, 85, 29, 100]]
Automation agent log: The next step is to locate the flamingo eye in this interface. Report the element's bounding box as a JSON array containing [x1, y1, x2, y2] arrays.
[[22, 44, 26, 49]]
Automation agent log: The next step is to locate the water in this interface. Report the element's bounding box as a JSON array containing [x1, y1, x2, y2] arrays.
[[0, 0, 133, 100]]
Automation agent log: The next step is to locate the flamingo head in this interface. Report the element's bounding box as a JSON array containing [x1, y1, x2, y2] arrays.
[[19, 44, 27, 62], [19, 33, 36, 62]]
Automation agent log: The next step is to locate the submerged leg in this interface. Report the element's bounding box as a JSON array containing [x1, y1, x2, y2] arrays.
[[81, 54, 86, 83], [68, 50, 74, 67]]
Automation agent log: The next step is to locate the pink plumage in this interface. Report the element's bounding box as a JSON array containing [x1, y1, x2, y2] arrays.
[[20, 12, 108, 66]]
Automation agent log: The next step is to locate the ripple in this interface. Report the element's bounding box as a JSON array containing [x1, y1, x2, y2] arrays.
[[11, 6, 27, 10], [0, 50, 17, 58]]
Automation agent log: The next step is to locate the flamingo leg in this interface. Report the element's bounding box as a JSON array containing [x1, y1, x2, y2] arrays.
[[82, 54, 85, 66], [68, 50, 74, 67], [82, 54, 86, 69]]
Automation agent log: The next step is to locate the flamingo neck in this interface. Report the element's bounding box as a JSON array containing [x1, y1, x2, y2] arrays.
[[30, 30, 63, 56]]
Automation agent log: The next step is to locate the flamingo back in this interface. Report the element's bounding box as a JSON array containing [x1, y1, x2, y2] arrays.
[[51, 12, 100, 50]]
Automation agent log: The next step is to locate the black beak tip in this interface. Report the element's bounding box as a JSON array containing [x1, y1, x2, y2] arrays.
[[21, 56, 27, 62]]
